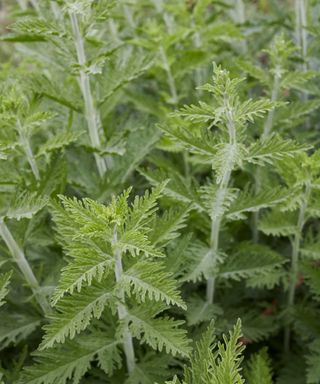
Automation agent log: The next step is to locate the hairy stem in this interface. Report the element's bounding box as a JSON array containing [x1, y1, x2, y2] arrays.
[[17, 0, 27, 10], [123, 4, 136, 30], [252, 65, 281, 242], [152, 1, 177, 103], [17, 118, 40, 181], [159, 46, 178, 104], [262, 65, 281, 139], [233, 0, 247, 54], [109, 19, 121, 44], [192, 16, 204, 92], [50, 1, 60, 19], [284, 182, 310, 352], [295, 0, 308, 72], [69, 12, 107, 178], [29, 0, 40, 13], [206, 98, 236, 304], [113, 229, 136, 373], [0, 219, 51, 315]]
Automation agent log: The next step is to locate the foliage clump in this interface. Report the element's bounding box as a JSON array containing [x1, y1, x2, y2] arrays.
[[0, 1, 320, 383]]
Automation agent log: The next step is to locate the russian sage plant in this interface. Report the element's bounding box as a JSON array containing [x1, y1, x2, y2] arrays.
[[1, 1, 320, 384]]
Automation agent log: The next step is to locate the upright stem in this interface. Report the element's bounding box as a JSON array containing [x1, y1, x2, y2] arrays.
[[17, 0, 27, 10], [0, 219, 51, 315], [123, 4, 135, 30], [151, 1, 177, 104], [233, 0, 247, 54], [295, 0, 308, 72], [29, 0, 40, 13], [262, 65, 281, 139], [17, 118, 40, 181], [252, 65, 281, 242], [113, 229, 136, 374], [69, 12, 107, 178], [284, 182, 311, 352], [50, 1, 61, 19], [159, 46, 178, 104], [206, 98, 236, 304], [109, 19, 121, 44], [192, 17, 203, 92]]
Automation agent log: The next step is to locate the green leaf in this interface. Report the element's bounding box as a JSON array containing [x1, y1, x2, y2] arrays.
[[247, 134, 310, 166], [184, 320, 216, 384], [227, 187, 290, 220], [126, 306, 191, 357], [117, 229, 164, 258], [181, 240, 217, 282], [160, 124, 217, 160], [0, 313, 40, 351], [212, 319, 245, 384], [40, 283, 115, 350], [50, 238, 114, 306], [6, 192, 48, 221], [119, 261, 186, 309], [258, 210, 297, 237], [174, 101, 221, 124], [186, 297, 222, 326], [235, 99, 278, 123], [127, 183, 167, 231], [218, 242, 284, 281], [236, 59, 269, 85], [0, 271, 12, 307], [245, 348, 273, 384], [126, 354, 171, 384], [140, 168, 203, 211], [302, 261, 320, 301], [10, 17, 65, 38], [306, 339, 320, 384], [36, 131, 80, 158], [20, 333, 121, 384], [150, 205, 191, 246]]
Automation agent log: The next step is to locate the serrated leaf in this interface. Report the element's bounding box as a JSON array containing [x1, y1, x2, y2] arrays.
[[247, 134, 310, 166], [150, 205, 191, 246], [258, 210, 297, 237], [0, 313, 41, 351], [6, 193, 48, 221], [0, 271, 12, 307], [20, 334, 120, 384], [227, 187, 290, 220], [126, 306, 191, 357], [40, 283, 115, 350], [219, 242, 284, 281], [119, 261, 186, 309]]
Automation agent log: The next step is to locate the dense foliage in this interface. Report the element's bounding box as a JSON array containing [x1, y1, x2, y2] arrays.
[[1, 0, 320, 383]]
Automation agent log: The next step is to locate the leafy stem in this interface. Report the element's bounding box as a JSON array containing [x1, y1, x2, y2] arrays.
[[295, 0, 308, 72], [262, 64, 281, 139], [206, 97, 236, 304], [69, 11, 107, 178], [113, 227, 136, 374], [30, 0, 40, 13], [0, 218, 51, 315], [252, 64, 281, 242], [284, 181, 311, 352], [159, 46, 178, 105], [233, 0, 247, 54], [17, 118, 40, 181], [17, 0, 27, 11]]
